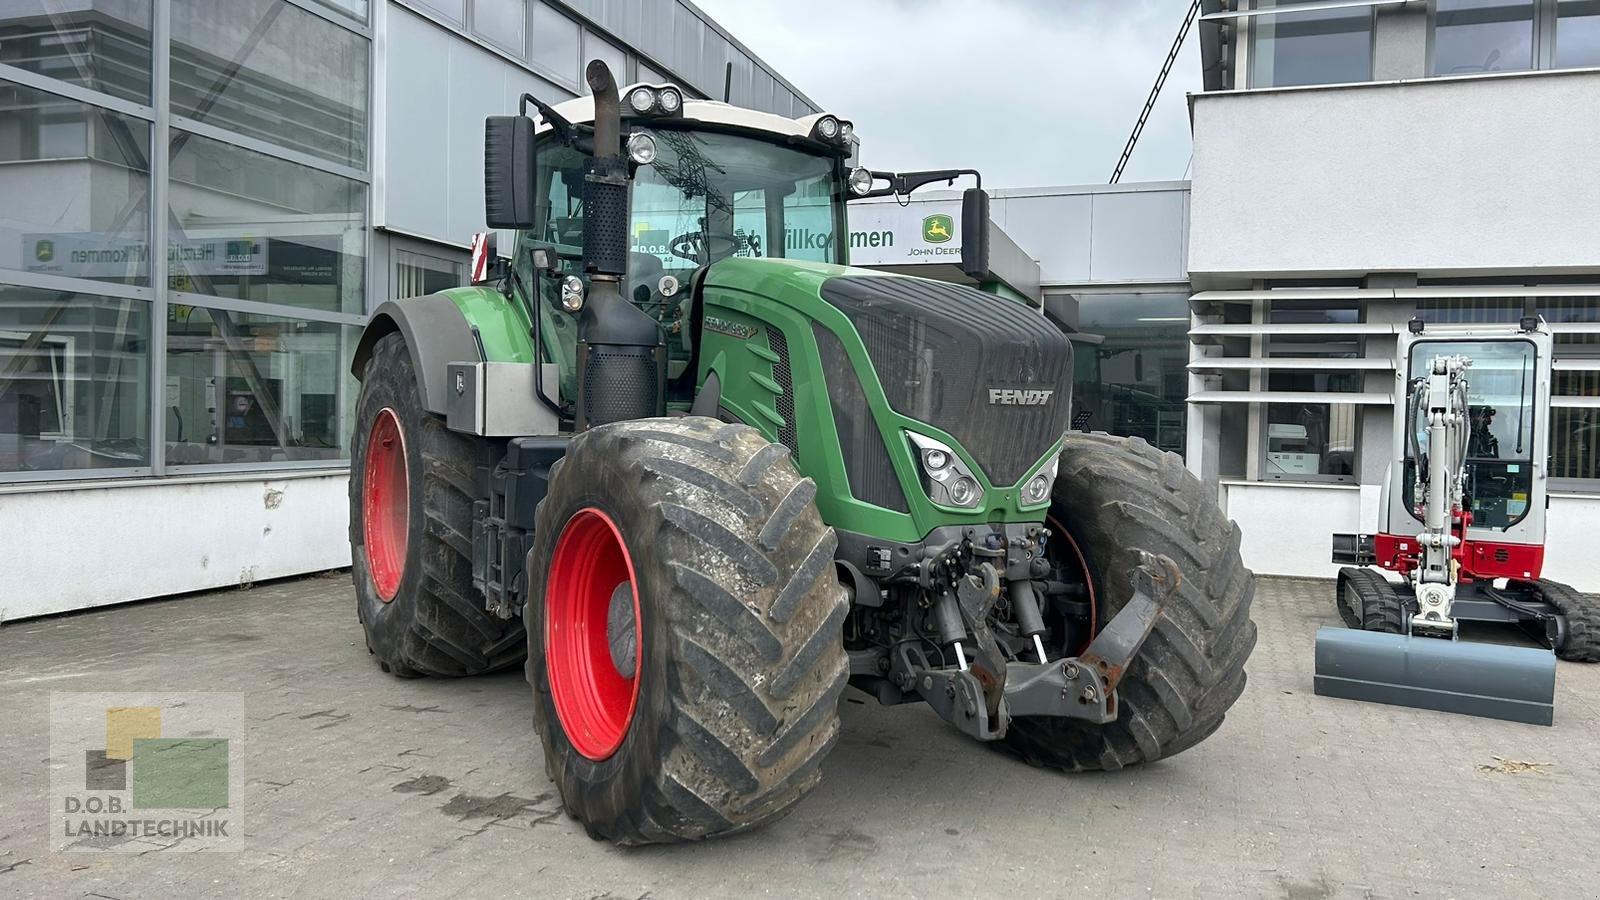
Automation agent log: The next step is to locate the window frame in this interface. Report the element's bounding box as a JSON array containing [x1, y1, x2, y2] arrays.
[[1246, 0, 1380, 88], [1426, 0, 1600, 74]]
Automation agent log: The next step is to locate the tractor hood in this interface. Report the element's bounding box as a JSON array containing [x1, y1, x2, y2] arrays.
[[814, 274, 1072, 487], [702, 258, 1072, 492]]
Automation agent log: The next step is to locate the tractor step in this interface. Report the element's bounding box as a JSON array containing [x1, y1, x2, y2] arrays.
[[1313, 627, 1556, 726]]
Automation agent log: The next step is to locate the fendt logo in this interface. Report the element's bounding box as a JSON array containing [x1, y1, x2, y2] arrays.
[[921, 214, 953, 244], [988, 388, 1054, 406]]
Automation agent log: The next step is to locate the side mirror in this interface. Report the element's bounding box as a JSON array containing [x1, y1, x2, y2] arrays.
[[484, 115, 536, 229], [960, 187, 989, 281]]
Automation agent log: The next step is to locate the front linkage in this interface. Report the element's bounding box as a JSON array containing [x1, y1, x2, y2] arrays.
[[891, 552, 1177, 742]]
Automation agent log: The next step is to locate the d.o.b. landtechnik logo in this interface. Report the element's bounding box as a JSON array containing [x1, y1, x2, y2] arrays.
[[49, 692, 244, 852]]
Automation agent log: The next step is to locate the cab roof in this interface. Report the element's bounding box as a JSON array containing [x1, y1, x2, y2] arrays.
[[537, 84, 834, 142]]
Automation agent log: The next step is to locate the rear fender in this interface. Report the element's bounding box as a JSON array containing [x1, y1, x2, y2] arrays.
[[352, 296, 483, 416]]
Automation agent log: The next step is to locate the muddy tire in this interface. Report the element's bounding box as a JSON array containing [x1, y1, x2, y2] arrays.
[[1003, 433, 1256, 772], [1338, 567, 1405, 634], [349, 331, 526, 677], [526, 417, 847, 845], [1534, 579, 1600, 662]]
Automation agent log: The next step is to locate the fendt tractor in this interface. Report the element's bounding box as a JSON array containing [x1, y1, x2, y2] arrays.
[[347, 60, 1257, 844], [1316, 317, 1599, 725]]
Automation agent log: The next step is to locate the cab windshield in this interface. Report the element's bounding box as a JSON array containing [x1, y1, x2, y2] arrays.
[[522, 126, 845, 403], [1404, 339, 1537, 530]]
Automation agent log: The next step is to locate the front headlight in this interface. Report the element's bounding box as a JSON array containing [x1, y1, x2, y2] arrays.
[[906, 431, 982, 509], [1019, 458, 1059, 509]]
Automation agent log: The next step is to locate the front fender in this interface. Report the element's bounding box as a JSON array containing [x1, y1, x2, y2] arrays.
[[351, 295, 482, 416]]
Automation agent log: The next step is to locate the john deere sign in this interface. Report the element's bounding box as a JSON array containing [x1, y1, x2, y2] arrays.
[[23, 233, 268, 279], [846, 201, 963, 266]]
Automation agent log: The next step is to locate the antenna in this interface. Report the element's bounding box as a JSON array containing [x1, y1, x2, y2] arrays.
[[1110, 0, 1199, 184], [723, 61, 733, 103]]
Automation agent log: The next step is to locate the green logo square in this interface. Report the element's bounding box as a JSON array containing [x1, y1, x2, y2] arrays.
[[921, 214, 953, 244], [131, 738, 230, 810]]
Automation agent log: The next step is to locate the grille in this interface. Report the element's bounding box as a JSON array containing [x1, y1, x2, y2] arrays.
[[581, 155, 630, 276], [767, 328, 799, 459], [582, 345, 658, 427], [814, 323, 909, 512], [819, 275, 1072, 486]]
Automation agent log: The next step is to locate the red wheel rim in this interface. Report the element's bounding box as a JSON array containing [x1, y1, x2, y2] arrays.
[[362, 408, 409, 602], [545, 508, 642, 761]]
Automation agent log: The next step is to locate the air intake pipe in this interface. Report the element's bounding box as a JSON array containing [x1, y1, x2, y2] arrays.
[[575, 59, 665, 430]]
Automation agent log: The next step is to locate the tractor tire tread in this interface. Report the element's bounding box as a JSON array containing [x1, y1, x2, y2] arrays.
[[1001, 433, 1256, 772], [528, 417, 846, 845], [350, 331, 526, 678]]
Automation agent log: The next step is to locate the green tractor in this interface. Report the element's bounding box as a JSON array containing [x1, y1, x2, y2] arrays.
[[348, 61, 1256, 844]]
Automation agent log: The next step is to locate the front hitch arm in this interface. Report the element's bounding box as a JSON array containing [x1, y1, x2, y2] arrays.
[[1004, 552, 1179, 726]]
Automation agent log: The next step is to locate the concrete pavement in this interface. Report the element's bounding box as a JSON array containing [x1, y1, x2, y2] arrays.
[[1, 574, 1596, 898]]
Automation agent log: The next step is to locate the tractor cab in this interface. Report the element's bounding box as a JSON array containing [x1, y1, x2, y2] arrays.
[[514, 91, 854, 406], [487, 76, 991, 424]]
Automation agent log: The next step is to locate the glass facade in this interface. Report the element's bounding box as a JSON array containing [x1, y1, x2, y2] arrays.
[[170, 0, 369, 169], [0, 2, 153, 103], [0, 0, 369, 482], [1250, 1, 1374, 87], [0, 284, 150, 474], [1262, 302, 1363, 481], [0, 82, 152, 287], [1069, 290, 1190, 456]]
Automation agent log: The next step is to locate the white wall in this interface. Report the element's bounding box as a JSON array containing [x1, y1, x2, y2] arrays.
[[1222, 481, 1600, 592], [0, 474, 350, 621], [1222, 482, 1363, 580], [1189, 70, 1600, 285]]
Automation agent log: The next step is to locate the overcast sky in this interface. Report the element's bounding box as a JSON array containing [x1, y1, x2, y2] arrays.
[[692, 0, 1201, 190]]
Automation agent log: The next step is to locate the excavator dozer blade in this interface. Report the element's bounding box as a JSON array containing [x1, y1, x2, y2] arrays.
[[1313, 627, 1556, 726]]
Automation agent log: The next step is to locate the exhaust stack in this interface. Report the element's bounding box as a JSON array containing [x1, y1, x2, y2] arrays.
[[575, 59, 666, 430]]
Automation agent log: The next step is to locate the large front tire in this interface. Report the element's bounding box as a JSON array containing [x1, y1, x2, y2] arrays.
[[1004, 433, 1257, 771], [526, 418, 847, 845], [349, 332, 526, 677]]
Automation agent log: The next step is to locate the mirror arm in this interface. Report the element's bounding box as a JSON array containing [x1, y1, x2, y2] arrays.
[[858, 168, 982, 199], [519, 92, 576, 142]]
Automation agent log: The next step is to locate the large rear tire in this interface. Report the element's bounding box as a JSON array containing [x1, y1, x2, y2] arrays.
[[349, 332, 526, 677], [1003, 433, 1257, 771], [526, 417, 847, 845]]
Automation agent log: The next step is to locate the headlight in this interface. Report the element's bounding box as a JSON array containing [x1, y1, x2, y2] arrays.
[[657, 87, 682, 113], [839, 121, 853, 141], [1020, 458, 1059, 509], [815, 115, 840, 140], [948, 477, 979, 507], [848, 166, 873, 196], [907, 431, 983, 509], [560, 275, 585, 312], [627, 87, 655, 114], [627, 132, 657, 165]]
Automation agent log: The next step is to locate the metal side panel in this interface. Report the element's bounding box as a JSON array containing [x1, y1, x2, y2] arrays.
[[1313, 627, 1556, 726]]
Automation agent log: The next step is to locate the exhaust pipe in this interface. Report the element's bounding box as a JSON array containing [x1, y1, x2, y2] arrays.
[[575, 60, 665, 430]]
